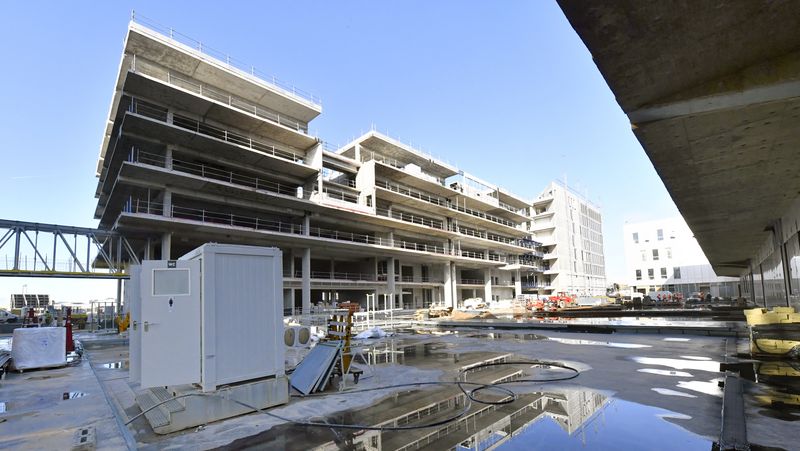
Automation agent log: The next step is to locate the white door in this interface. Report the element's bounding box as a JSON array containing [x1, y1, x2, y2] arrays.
[[139, 260, 201, 388]]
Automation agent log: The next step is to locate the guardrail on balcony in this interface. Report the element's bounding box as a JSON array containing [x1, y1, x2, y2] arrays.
[[375, 180, 517, 228], [284, 270, 378, 281], [130, 12, 322, 107], [131, 149, 303, 198], [130, 60, 308, 133], [129, 98, 307, 165], [122, 198, 519, 262], [376, 208, 444, 230], [459, 278, 484, 285]]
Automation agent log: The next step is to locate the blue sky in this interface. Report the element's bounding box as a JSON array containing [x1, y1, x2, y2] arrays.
[[0, 1, 679, 304]]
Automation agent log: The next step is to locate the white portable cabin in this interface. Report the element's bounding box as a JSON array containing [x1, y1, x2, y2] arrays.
[[129, 243, 284, 392]]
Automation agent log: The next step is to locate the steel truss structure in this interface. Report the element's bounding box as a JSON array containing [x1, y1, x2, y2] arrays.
[[0, 219, 138, 279]]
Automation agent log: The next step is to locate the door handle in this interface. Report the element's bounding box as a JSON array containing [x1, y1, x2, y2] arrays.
[[132, 320, 137, 331], [143, 321, 159, 332]]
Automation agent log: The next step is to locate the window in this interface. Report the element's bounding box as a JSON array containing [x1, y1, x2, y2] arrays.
[[657, 229, 664, 241], [636, 270, 642, 281], [633, 232, 639, 244], [652, 249, 659, 261], [641, 250, 647, 262], [673, 267, 681, 279], [661, 267, 667, 278], [648, 268, 654, 280], [666, 247, 672, 259]]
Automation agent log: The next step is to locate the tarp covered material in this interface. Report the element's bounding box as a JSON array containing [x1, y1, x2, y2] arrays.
[[11, 327, 66, 370], [354, 327, 387, 340], [290, 341, 341, 395]]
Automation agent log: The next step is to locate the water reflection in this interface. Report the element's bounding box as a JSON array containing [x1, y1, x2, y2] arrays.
[[550, 337, 651, 349]]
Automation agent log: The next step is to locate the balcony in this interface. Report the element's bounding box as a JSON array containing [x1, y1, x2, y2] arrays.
[[376, 208, 444, 230], [284, 270, 378, 282], [128, 98, 309, 166], [458, 278, 484, 285]]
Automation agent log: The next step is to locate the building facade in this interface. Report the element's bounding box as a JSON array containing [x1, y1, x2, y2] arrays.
[[623, 217, 738, 298], [524, 181, 606, 297], [94, 20, 545, 314]]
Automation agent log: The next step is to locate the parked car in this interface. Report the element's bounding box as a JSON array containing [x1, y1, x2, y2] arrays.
[[0, 309, 19, 323]]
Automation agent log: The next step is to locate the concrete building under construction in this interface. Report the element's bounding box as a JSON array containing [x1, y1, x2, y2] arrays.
[[92, 20, 583, 314]]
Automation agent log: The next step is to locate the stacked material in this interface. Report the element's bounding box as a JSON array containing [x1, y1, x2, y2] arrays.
[[744, 307, 800, 325], [290, 341, 342, 395], [11, 327, 66, 370]]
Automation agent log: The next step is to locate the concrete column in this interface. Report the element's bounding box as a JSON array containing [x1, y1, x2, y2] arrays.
[[288, 249, 295, 277], [354, 143, 361, 162], [165, 146, 174, 170], [303, 214, 310, 236], [387, 258, 396, 308], [484, 269, 493, 303], [330, 258, 335, 279], [161, 232, 172, 260], [163, 190, 172, 218], [144, 238, 153, 260], [443, 262, 454, 308], [514, 269, 522, 298], [302, 248, 311, 314]]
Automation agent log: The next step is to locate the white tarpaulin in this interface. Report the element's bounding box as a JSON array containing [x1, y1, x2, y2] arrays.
[[11, 327, 66, 370], [354, 327, 388, 340]]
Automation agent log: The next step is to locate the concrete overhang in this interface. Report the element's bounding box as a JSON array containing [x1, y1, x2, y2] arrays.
[[557, 1, 800, 276], [341, 131, 459, 180], [119, 112, 318, 177], [126, 23, 321, 122], [122, 71, 315, 147]]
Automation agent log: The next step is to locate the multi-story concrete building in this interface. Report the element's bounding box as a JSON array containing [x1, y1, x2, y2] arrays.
[[524, 181, 606, 297], [623, 217, 738, 298], [94, 19, 544, 314]]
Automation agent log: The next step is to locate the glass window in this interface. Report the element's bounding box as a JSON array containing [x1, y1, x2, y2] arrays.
[[633, 232, 639, 244], [636, 270, 642, 281], [152, 268, 190, 296], [661, 267, 667, 278], [674, 267, 681, 279], [657, 229, 664, 241], [652, 249, 659, 261], [666, 247, 672, 259], [648, 268, 654, 280]]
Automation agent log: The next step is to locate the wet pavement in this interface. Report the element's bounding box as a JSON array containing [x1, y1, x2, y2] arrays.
[[2, 327, 799, 450]]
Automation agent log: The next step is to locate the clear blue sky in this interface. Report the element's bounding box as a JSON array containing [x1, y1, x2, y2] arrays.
[[0, 1, 679, 304]]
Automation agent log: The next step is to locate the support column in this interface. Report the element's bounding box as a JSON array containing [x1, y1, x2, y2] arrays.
[[161, 232, 172, 260], [514, 269, 522, 298], [303, 214, 310, 236], [387, 257, 396, 309], [443, 262, 454, 308], [165, 146, 174, 170], [484, 269, 493, 303], [163, 190, 173, 218], [302, 248, 311, 314], [144, 238, 154, 260]]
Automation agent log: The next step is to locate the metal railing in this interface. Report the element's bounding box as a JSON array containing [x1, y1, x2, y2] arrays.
[[284, 270, 378, 281], [130, 13, 322, 107], [320, 186, 359, 204], [375, 208, 444, 230], [375, 179, 518, 228], [129, 98, 307, 165], [459, 278, 484, 285], [131, 149, 302, 197], [131, 61, 308, 132]]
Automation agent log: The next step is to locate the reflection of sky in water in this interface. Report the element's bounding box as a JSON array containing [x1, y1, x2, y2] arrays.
[[630, 357, 720, 373], [0, 337, 10, 352], [497, 399, 710, 451], [549, 337, 651, 349]]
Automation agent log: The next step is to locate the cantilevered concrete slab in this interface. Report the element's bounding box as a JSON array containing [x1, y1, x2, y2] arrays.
[[557, 1, 800, 275]]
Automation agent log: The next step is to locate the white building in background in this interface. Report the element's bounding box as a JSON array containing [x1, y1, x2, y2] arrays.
[[623, 216, 739, 298], [524, 181, 607, 297]]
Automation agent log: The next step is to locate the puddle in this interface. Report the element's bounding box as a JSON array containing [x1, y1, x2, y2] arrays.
[[629, 357, 721, 373], [62, 392, 87, 400], [638, 368, 693, 377], [100, 361, 128, 369], [0, 337, 10, 352], [663, 338, 691, 342], [679, 356, 712, 361], [676, 379, 724, 397], [549, 337, 651, 349], [0, 402, 7, 413], [466, 333, 547, 341], [651, 388, 697, 398]]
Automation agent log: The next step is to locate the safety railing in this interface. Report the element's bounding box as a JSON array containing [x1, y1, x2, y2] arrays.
[[321, 186, 359, 204], [460, 250, 486, 260], [323, 177, 357, 189], [130, 13, 322, 107], [131, 149, 302, 198], [128, 98, 307, 165], [375, 208, 444, 230], [459, 278, 484, 285], [375, 179, 518, 228], [284, 270, 378, 281]]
